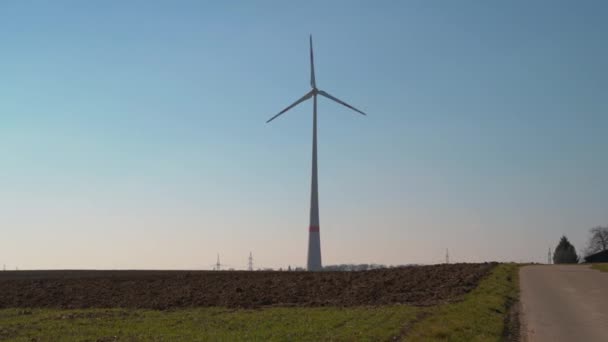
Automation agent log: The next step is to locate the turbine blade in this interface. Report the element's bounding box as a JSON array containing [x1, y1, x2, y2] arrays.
[[266, 91, 313, 123], [310, 35, 316, 88], [318, 90, 366, 116]]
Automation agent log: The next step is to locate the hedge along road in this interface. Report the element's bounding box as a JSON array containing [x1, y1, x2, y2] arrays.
[[520, 265, 608, 342]]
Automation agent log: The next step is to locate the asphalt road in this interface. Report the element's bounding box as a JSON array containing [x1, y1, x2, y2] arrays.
[[520, 265, 608, 342]]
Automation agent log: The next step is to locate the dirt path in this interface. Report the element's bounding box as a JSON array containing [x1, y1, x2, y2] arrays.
[[520, 265, 608, 342]]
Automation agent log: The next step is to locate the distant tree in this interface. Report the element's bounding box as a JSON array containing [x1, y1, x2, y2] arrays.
[[358, 264, 369, 271], [584, 226, 608, 256], [369, 264, 386, 270], [553, 236, 579, 264], [322, 264, 388, 271]]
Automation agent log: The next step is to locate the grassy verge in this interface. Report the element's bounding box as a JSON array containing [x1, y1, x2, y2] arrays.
[[0, 264, 520, 341], [407, 263, 520, 341], [591, 263, 608, 272]]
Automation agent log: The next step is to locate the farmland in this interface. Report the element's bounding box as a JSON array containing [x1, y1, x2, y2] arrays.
[[0, 263, 519, 341]]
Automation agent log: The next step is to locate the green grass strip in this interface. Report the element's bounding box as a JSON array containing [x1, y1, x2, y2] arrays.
[[405, 263, 519, 341], [0, 305, 421, 341], [591, 263, 608, 272]]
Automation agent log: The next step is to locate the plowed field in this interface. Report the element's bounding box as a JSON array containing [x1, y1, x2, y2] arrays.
[[0, 263, 495, 309]]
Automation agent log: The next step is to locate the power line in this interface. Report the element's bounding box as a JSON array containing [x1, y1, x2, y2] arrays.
[[212, 254, 227, 271]]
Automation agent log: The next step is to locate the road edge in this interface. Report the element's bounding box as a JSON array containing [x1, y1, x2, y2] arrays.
[[504, 264, 522, 342]]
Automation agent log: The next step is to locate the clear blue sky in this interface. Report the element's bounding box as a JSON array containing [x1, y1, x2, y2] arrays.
[[1, 1, 607, 269]]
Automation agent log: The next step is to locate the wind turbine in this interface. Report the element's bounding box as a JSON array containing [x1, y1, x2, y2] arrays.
[[266, 35, 367, 271]]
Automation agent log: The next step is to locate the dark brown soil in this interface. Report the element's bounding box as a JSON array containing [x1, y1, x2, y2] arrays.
[[0, 263, 496, 309]]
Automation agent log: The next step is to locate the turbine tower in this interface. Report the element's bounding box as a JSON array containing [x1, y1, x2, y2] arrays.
[[266, 35, 367, 271], [248, 252, 254, 271]]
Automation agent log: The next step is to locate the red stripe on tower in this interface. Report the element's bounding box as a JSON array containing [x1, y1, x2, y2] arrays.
[[309, 226, 319, 232]]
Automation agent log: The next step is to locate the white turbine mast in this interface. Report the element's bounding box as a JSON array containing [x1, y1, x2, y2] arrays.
[[266, 35, 367, 271]]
